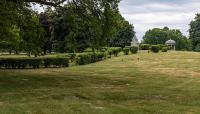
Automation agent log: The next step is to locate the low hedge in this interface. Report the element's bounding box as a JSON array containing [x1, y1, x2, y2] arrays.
[[108, 47, 122, 57], [162, 47, 168, 52], [151, 45, 160, 53], [158, 44, 167, 50], [75, 53, 105, 65], [130, 47, 138, 54], [123, 48, 130, 55], [43, 58, 69, 68], [0, 57, 69, 69], [140, 44, 150, 50]]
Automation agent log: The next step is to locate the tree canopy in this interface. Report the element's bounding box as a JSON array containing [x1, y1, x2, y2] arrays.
[[142, 27, 192, 50], [189, 14, 200, 51], [1, 0, 136, 55]]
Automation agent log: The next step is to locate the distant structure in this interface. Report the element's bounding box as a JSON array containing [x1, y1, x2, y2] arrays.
[[165, 39, 176, 51], [131, 35, 140, 49]]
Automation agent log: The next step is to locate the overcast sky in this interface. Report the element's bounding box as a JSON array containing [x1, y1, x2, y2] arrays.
[[119, 0, 200, 41]]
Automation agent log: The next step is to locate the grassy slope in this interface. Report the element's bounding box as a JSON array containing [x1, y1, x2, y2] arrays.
[[0, 52, 200, 113]]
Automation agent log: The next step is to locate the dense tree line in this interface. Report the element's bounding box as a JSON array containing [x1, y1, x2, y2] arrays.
[[0, 0, 135, 55], [142, 13, 200, 52], [142, 27, 192, 51], [189, 14, 200, 52], [0, 0, 44, 56]]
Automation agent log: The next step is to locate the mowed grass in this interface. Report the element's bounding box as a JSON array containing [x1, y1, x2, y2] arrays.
[[1, 51, 200, 113]]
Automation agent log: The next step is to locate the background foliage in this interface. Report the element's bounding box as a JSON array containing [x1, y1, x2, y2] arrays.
[[142, 27, 192, 51]]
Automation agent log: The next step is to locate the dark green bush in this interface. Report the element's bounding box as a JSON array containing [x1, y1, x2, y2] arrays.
[[68, 53, 76, 62], [195, 44, 200, 52], [151, 45, 160, 53], [96, 53, 105, 61], [75, 53, 105, 65], [43, 57, 69, 68], [162, 47, 168, 52], [75, 54, 89, 65], [123, 48, 130, 55], [107, 47, 122, 57], [113, 49, 119, 56], [158, 44, 167, 50], [0, 58, 42, 69], [140, 44, 150, 50], [130, 47, 138, 54], [0, 57, 69, 69], [112, 47, 121, 56]]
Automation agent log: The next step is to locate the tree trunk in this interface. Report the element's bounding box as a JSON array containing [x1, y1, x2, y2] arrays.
[[43, 49, 47, 55], [9, 50, 12, 54], [43, 46, 47, 55]]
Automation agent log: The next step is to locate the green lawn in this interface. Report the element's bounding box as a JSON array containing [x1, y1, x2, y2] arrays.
[[1, 51, 200, 114]]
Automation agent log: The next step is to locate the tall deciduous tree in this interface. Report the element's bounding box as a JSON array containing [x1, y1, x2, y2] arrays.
[[1, 0, 44, 56], [20, 11, 44, 56], [72, 0, 120, 49], [51, 0, 121, 53], [189, 14, 200, 51], [39, 8, 54, 54], [0, 0, 65, 43], [110, 14, 135, 47]]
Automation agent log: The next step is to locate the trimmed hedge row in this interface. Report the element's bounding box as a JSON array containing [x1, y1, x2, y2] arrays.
[[0, 46, 140, 68], [150, 45, 168, 53], [140, 44, 169, 53], [75, 53, 105, 65], [123, 46, 138, 55], [0, 57, 69, 69], [140, 44, 168, 51], [43, 58, 69, 68]]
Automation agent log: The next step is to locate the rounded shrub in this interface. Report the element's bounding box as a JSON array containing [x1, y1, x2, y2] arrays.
[[96, 53, 106, 61], [123, 48, 130, 55], [113, 49, 119, 56], [107, 47, 122, 57], [140, 44, 150, 50], [161, 47, 168, 52], [151, 45, 160, 53], [130, 47, 138, 54], [113, 47, 121, 56]]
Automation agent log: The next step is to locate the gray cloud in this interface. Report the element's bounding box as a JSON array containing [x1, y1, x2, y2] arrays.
[[119, 0, 200, 41]]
